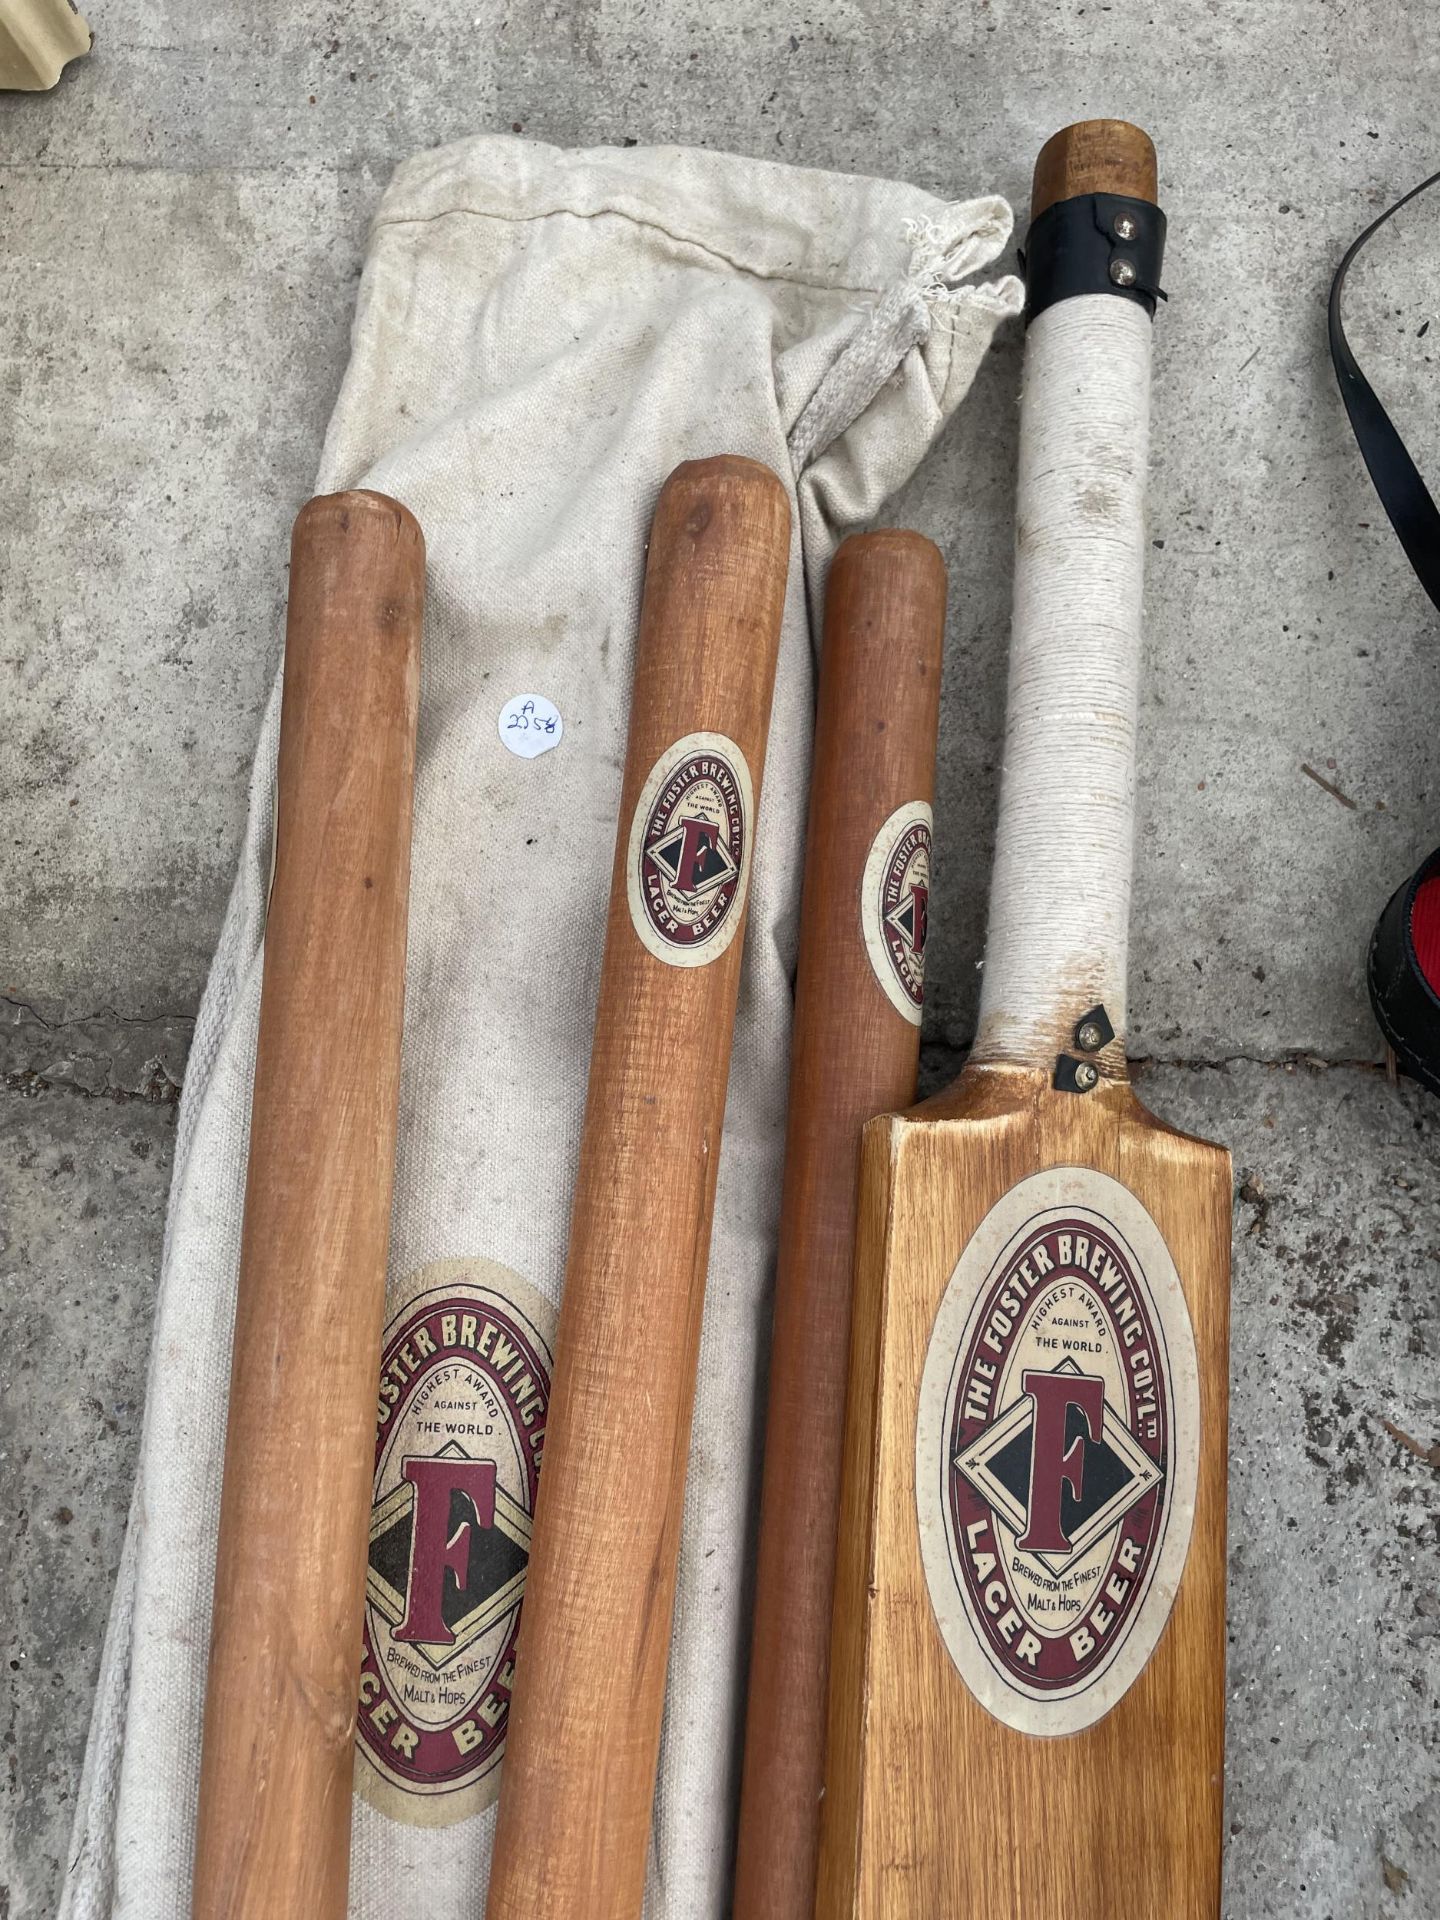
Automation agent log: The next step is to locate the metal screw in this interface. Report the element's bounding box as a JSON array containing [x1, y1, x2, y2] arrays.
[[1076, 1021, 1106, 1053], [1109, 257, 1138, 288], [1112, 211, 1139, 242], [1074, 1061, 1100, 1092]]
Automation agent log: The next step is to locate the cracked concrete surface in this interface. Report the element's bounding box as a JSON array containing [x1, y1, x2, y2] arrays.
[[3, 3, 1439, 1916], [4, 999, 190, 1105]]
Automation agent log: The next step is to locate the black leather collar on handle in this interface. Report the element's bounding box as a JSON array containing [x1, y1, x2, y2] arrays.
[[1022, 192, 1167, 324], [1330, 169, 1440, 1088]]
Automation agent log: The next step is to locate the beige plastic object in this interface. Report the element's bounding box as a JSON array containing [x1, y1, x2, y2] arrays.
[[0, 0, 91, 89]]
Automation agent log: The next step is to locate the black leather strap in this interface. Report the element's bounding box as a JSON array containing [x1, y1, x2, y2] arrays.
[[1332, 170, 1440, 1084], [1328, 168, 1440, 613]]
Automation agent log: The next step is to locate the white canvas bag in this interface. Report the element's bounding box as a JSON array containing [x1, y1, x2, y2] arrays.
[[62, 133, 1021, 1920]]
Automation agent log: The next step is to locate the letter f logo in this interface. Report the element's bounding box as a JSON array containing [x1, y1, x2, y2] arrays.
[[394, 1457, 497, 1646], [1016, 1369, 1105, 1555]]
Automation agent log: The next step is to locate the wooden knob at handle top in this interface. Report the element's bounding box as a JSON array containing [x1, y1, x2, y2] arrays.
[[485, 455, 791, 1920], [1031, 118, 1157, 216], [192, 488, 423, 1920], [827, 526, 947, 634]]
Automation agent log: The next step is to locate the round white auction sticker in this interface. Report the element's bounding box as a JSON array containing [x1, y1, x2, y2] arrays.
[[498, 694, 563, 759]]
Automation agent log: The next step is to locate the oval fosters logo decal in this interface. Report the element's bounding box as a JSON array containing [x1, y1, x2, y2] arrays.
[[627, 731, 753, 967], [356, 1259, 554, 1826], [861, 801, 931, 1024], [916, 1169, 1199, 1736]]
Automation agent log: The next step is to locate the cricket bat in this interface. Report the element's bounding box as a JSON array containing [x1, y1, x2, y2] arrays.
[[815, 121, 1232, 1919]]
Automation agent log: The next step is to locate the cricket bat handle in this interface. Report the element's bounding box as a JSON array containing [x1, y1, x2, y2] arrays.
[[973, 121, 1160, 1074], [733, 530, 945, 1920], [485, 456, 792, 1920], [192, 491, 423, 1920]]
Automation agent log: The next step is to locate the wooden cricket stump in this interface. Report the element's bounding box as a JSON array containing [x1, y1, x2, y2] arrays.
[[733, 530, 946, 1920], [193, 491, 424, 1920], [485, 455, 792, 1920]]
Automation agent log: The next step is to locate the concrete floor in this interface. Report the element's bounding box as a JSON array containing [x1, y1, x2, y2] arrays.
[[3, 2, 1439, 1915]]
